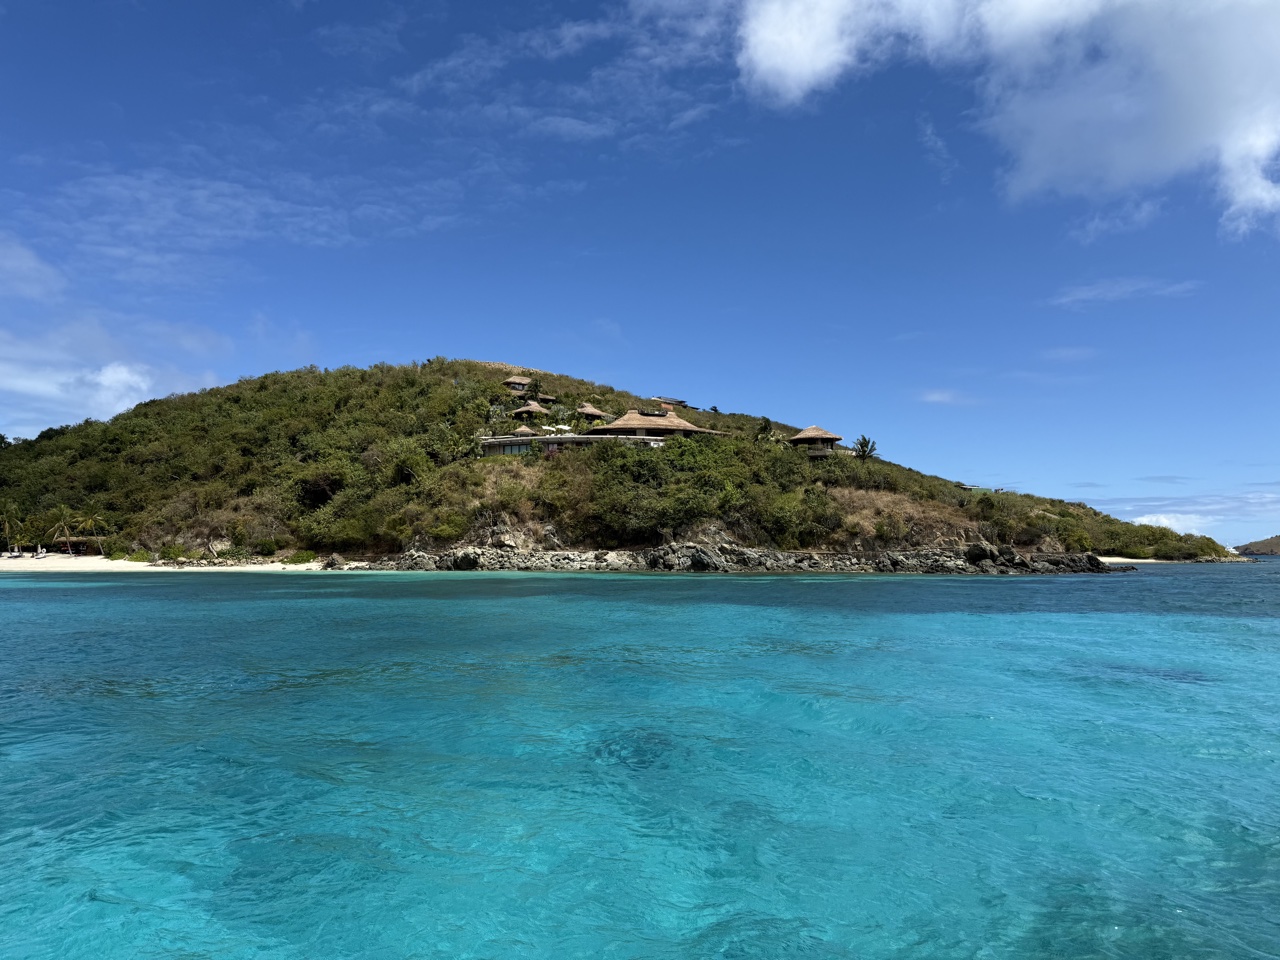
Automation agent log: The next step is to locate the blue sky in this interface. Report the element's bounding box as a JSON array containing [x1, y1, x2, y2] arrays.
[[2, 0, 1278, 546]]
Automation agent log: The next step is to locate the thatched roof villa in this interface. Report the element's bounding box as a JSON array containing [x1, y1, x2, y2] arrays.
[[576, 402, 612, 421], [587, 409, 719, 438], [512, 400, 551, 420], [788, 425, 842, 456]]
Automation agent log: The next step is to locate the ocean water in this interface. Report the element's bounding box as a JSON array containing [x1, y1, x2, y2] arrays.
[[1, 562, 1278, 959]]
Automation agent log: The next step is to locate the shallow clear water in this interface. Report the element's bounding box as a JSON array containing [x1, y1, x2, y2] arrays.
[[2, 562, 1279, 959]]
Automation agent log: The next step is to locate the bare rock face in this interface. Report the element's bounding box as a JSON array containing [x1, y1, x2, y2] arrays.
[[965, 542, 1000, 565]]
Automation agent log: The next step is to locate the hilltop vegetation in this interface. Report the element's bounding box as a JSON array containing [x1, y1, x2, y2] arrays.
[[0, 358, 1228, 561]]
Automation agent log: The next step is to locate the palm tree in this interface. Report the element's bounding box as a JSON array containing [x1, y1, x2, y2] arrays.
[[852, 435, 879, 461], [1, 500, 21, 553], [47, 504, 77, 556], [75, 509, 109, 556], [9, 518, 29, 556]]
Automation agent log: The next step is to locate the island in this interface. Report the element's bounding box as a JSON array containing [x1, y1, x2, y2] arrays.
[[0, 358, 1231, 574], [1236, 535, 1280, 556]]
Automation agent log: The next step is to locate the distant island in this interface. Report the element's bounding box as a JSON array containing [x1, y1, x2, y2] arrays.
[[0, 358, 1230, 571], [1236, 535, 1280, 556]]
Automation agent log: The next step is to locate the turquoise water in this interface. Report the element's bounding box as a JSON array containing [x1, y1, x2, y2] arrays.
[[2, 563, 1279, 959]]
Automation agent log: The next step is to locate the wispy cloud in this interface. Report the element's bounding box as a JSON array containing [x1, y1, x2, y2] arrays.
[[1069, 198, 1163, 244], [1136, 475, 1194, 485], [918, 115, 957, 184], [17, 169, 353, 287], [1040, 346, 1096, 363], [315, 16, 406, 62], [1049, 277, 1199, 308], [919, 389, 973, 405], [0, 233, 66, 302]]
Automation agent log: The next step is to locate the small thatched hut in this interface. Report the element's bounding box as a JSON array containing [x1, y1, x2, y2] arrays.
[[576, 402, 612, 421]]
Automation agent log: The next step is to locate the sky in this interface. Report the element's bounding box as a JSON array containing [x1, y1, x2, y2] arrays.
[[1, 0, 1278, 547]]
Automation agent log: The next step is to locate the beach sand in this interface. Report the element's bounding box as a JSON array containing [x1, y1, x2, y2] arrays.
[[0, 555, 323, 573], [1096, 556, 1168, 565]]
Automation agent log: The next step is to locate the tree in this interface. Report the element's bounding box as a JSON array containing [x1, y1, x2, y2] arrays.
[[852, 435, 878, 461], [75, 509, 109, 555], [47, 504, 77, 555], [0, 433, 10, 450]]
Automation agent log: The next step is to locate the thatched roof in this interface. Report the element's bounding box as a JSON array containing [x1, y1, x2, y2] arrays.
[[576, 403, 611, 420], [504, 376, 532, 387], [789, 425, 843, 443], [512, 400, 550, 416], [587, 409, 719, 435], [513, 425, 537, 436]]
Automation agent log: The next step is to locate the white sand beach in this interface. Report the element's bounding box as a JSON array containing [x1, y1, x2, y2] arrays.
[[0, 555, 323, 573], [1096, 556, 1168, 565]]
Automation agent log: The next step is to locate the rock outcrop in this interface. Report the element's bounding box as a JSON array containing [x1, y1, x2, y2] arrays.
[[347, 542, 1125, 576]]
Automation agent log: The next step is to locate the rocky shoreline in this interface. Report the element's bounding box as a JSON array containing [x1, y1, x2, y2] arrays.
[[336, 541, 1130, 575]]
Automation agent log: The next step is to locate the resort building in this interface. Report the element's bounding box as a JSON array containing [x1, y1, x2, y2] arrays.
[[576, 402, 612, 422], [788, 425, 843, 456], [651, 396, 697, 411], [503, 375, 556, 403], [480, 432, 662, 458], [587, 409, 720, 438]]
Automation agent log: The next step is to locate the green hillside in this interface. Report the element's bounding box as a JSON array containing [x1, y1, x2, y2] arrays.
[[0, 358, 1228, 561]]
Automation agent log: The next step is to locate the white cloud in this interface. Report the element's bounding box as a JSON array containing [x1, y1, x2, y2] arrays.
[[0, 234, 66, 302], [1091, 490, 1280, 546], [1050, 276, 1198, 307], [733, 0, 1280, 229], [1130, 513, 1212, 535], [0, 319, 218, 438]]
